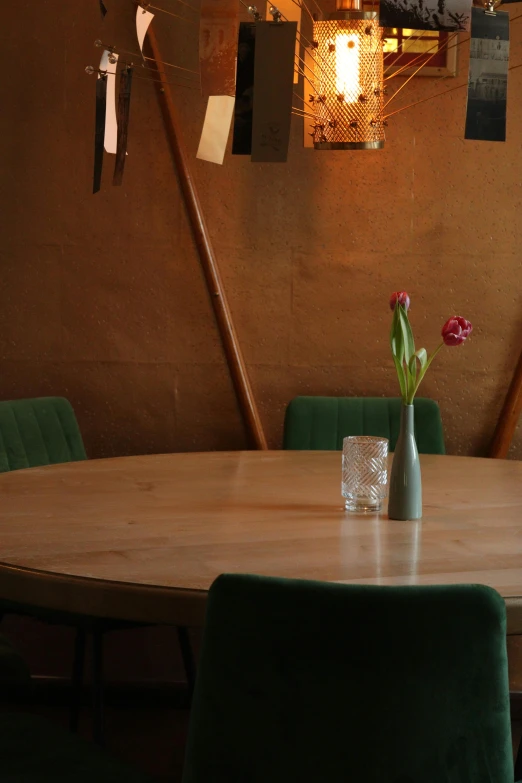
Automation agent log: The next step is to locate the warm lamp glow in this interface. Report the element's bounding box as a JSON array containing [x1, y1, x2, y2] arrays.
[[334, 33, 360, 102], [311, 12, 385, 150]]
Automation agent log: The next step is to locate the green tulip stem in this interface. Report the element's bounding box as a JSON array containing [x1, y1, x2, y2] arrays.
[[407, 342, 444, 404]]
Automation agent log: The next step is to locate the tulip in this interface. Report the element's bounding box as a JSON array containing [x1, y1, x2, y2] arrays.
[[441, 316, 473, 347], [389, 291, 410, 311]]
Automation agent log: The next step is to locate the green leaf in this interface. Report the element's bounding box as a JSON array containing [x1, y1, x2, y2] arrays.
[[408, 353, 418, 384], [411, 342, 444, 400], [390, 305, 404, 364], [407, 348, 427, 404], [404, 364, 414, 404], [390, 304, 407, 402], [413, 347, 428, 372], [398, 306, 415, 364], [392, 354, 407, 402]]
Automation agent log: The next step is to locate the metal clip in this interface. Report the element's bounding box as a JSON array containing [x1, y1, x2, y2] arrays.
[[248, 4, 262, 20]]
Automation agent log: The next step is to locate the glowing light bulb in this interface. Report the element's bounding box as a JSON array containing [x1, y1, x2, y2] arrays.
[[335, 33, 360, 102], [311, 14, 384, 149]]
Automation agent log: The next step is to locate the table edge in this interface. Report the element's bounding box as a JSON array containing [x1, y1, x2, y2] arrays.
[[1, 561, 522, 633], [0, 562, 207, 627]]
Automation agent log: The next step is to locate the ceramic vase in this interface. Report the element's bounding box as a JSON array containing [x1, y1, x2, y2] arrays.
[[388, 403, 422, 521]]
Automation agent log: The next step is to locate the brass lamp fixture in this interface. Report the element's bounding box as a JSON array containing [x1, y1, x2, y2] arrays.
[[311, 0, 385, 149]]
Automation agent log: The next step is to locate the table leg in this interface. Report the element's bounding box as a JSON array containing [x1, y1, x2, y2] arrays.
[[92, 628, 105, 747]]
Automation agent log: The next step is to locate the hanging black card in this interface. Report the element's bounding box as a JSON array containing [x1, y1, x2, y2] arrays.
[[93, 74, 107, 194], [251, 21, 297, 163], [99, 0, 108, 17], [113, 67, 133, 186], [465, 8, 509, 142], [232, 23, 256, 156]]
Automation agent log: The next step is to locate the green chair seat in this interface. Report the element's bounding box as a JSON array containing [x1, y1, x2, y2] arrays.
[[0, 397, 87, 472], [283, 396, 445, 454], [183, 575, 514, 783], [0, 712, 154, 782]]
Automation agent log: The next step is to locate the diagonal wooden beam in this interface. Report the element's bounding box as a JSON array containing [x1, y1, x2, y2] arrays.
[[145, 26, 268, 450], [489, 342, 522, 459]]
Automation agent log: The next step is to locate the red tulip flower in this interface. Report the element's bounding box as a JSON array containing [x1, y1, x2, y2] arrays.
[[389, 291, 473, 405], [389, 291, 410, 311], [441, 316, 473, 346]]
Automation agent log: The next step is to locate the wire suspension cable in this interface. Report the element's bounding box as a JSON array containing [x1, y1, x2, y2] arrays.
[[385, 31, 460, 82], [95, 39, 200, 76]]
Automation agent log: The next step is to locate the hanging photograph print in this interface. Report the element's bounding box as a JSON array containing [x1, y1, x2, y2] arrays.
[[251, 21, 297, 163], [465, 8, 509, 142], [232, 23, 256, 155], [200, 0, 238, 98], [379, 0, 471, 31]]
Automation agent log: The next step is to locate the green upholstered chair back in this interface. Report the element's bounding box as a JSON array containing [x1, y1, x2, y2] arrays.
[[283, 396, 445, 454], [0, 397, 87, 472], [183, 575, 513, 783]]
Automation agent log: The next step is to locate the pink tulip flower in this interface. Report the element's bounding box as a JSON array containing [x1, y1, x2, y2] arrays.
[[441, 316, 473, 346]]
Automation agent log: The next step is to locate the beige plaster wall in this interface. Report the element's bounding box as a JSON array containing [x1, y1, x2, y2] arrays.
[[0, 0, 520, 459]]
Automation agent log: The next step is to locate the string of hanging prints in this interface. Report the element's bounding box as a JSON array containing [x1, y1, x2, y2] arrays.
[[87, 0, 522, 191]]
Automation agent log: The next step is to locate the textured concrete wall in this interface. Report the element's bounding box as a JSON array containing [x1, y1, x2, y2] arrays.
[[0, 0, 521, 459]]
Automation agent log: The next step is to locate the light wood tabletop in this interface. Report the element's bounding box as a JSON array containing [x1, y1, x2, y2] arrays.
[[0, 451, 521, 631]]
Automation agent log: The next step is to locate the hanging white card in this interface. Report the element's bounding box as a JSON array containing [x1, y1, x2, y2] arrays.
[[196, 96, 235, 165], [136, 7, 155, 53], [99, 49, 120, 154]]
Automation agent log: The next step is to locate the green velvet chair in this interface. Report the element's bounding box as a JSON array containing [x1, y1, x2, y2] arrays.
[[183, 574, 516, 783], [0, 397, 87, 470], [283, 396, 446, 454], [0, 397, 99, 732], [0, 396, 195, 745]]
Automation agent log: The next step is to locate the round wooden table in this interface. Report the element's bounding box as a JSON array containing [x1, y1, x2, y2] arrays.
[[1, 451, 522, 632]]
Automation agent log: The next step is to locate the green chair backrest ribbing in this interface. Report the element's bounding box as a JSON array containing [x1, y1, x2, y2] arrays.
[[283, 396, 445, 454], [0, 397, 87, 472], [183, 575, 514, 783]]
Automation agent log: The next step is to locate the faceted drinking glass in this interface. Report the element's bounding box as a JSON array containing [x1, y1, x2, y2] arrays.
[[342, 436, 389, 513]]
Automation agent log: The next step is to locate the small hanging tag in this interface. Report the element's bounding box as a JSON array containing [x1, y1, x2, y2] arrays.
[[99, 0, 108, 17], [93, 74, 107, 193], [465, 8, 509, 141], [99, 49, 119, 154], [197, 95, 235, 164], [113, 67, 133, 186], [251, 21, 297, 162], [136, 6, 154, 52]]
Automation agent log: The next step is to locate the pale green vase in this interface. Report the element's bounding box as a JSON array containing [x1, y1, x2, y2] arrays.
[[388, 404, 422, 521]]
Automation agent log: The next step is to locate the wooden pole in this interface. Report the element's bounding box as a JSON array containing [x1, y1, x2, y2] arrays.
[[144, 27, 268, 450], [489, 342, 522, 458]]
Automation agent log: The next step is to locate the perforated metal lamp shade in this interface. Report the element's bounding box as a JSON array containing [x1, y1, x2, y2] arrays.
[[311, 11, 385, 150]]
